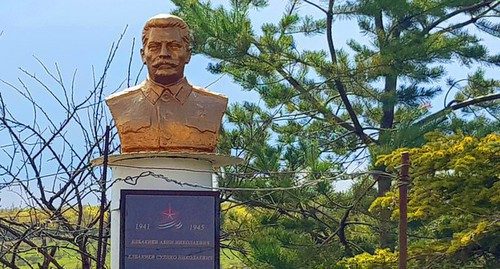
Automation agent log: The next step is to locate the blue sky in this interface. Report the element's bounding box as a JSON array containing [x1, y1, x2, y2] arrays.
[[0, 0, 357, 206], [0, 0, 280, 207], [0, 1, 256, 103], [1, 1, 497, 108], [0, 1, 498, 206], [0, 1, 365, 107]]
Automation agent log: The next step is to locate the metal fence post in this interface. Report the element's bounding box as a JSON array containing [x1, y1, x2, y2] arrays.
[[399, 152, 410, 269]]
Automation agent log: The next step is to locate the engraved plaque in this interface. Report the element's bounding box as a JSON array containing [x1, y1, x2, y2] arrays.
[[120, 190, 220, 269]]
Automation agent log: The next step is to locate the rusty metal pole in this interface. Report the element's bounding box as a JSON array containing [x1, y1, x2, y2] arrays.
[[399, 152, 410, 269]]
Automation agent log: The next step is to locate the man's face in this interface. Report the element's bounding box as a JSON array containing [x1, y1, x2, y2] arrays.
[[141, 27, 191, 85]]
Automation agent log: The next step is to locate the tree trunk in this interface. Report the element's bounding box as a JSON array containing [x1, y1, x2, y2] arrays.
[[377, 74, 398, 249]]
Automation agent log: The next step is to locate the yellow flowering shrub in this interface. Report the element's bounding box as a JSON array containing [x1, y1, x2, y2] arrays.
[[367, 132, 499, 267]]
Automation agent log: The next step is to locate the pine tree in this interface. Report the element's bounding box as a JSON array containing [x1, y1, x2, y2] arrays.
[[171, 0, 499, 266]]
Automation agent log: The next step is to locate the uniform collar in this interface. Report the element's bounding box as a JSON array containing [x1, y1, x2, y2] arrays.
[[142, 77, 192, 104]]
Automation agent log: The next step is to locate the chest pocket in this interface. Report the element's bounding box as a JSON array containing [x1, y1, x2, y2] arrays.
[[184, 106, 218, 134], [118, 119, 152, 135]]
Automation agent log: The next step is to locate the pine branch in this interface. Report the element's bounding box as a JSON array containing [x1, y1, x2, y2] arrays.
[[423, 1, 496, 34], [415, 92, 500, 126], [303, 0, 327, 14], [275, 69, 359, 134], [435, 2, 500, 35], [447, 92, 500, 110], [325, 0, 372, 145]]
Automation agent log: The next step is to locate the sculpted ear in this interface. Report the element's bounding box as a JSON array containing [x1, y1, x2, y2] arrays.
[[185, 47, 192, 64], [141, 48, 146, 64]]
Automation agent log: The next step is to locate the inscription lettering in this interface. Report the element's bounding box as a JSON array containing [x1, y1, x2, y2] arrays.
[[190, 224, 205, 230], [129, 239, 211, 246], [127, 254, 155, 260], [131, 239, 158, 245], [127, 254, 213, 261], [121, 191, 219, 267], [135, 223, 150, 230]]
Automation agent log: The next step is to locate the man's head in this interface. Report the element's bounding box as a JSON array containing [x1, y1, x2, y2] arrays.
[[141, 14, 192, 85]]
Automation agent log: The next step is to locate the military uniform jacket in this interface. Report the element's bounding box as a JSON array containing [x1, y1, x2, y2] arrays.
[[106, 78, 228, 153]]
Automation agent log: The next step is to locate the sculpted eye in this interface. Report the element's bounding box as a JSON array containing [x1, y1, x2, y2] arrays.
[[169, 43, 182, 50], [148, 44, 160, 50]]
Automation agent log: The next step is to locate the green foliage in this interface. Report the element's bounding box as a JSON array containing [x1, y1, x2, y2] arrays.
[[174, 0, 499, 158], [368, 133, 500, 268], [340, 248, 398, 269], [172, 0, 499, 267]]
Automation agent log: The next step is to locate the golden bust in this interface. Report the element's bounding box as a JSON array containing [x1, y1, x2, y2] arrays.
[[106, 14, 228, 153]]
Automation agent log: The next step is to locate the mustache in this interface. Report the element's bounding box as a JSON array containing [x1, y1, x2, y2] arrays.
[[152, 58, 178, 68]]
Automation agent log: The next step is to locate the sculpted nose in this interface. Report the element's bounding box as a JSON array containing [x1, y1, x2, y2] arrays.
[[160, 44, 170, 57]]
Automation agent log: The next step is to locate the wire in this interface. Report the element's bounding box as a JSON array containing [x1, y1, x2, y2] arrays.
[[111, 170, 393, 192], [115, 171, 321, 191], [1, 163, 397, 191]]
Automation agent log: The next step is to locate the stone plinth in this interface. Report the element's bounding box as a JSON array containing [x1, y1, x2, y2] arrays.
[[91, 152, 242, 269]]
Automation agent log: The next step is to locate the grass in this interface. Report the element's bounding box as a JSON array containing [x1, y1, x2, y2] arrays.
[[7, 241, 246, 268]]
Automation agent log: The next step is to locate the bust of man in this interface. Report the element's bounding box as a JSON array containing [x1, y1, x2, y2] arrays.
[[106, 14, 228, 153]]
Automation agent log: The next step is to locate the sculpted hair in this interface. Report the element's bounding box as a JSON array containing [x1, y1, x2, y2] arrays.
[[142, 14, 190, 47]]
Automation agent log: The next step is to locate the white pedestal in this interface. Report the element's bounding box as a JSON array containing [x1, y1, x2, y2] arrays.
[[92, 152, 242, 269]]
